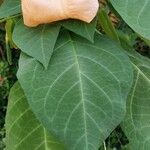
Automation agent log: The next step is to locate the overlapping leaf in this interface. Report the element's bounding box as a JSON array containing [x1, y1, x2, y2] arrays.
[[1, 0, 97, 54], [0, 0, 21, 19], [111, 0, 150, 40], [13, 20, 60, 68], [17, 31, 133, 150], [61, 18, 97, 42], [12, 20, 97, 69], [5, 82, 64, 150], [98, 9, 119, 42], [122, 51, 150, 150]]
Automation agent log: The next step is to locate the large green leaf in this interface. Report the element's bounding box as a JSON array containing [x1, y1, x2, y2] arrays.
[[0, 0, 21, 19], [5, 82, 64, 150], [122, 51, 150, 150], [61, 18, 97, 42], [17, 31, 133, 150], [111, 0, 150, 40], [13, 20, 60, 68]]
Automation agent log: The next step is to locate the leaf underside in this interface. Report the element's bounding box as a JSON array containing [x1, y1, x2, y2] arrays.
[[17, 31, 133, 150]]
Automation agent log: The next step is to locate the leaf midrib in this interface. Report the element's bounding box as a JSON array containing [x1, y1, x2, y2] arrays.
[[132, 63, 150, 83], [40, 25, 47, 67], [44, 128, 50, 150], [69, 35, 89, 149]]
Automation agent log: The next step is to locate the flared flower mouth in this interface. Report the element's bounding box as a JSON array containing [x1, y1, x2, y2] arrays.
[[22, 0, 99, 27]]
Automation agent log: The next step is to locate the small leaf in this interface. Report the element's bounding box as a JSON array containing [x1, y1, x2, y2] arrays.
[[5, 19, 16, 48], [17, 31, 133, 150], [5, 82, 65, 150], [111, 0, 150, 40], [13, 20, 61, 68], [61, 18, 97, 42], [98, 9, 120, 42], [0, 0, 21, 19], [122, 50, 150, 150], [5, 19, 17, 65]]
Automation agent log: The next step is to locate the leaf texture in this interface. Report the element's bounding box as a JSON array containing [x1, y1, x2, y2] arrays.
[[111, 0, 150, 40], [122, 51, 150, 150], [5, 82, 65, 150], [17, 32, 133, 150], [0, 0, 21, 19], [61, 18, 97, 42], [13, 20, 60, 68]]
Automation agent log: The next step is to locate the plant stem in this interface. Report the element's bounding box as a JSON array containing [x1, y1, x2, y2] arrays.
[[103, 141, 107, 150]]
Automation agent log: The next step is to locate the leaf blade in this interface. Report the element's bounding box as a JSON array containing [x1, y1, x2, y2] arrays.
[[17, 32, 133, 150], [0, 0, 21, 19], [5, 82, 65, 150], [61, 18, 97, 42], [111, 0, 150, 40], [122, 51, 150, 150], [13, 20, 60, 68]]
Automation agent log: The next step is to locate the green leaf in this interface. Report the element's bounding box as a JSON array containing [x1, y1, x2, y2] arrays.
[[17, 31, 133, 150], [5, 19, 16, 48], [13, 20, 61, 69], [98, 9, 120, 42], [116, 30, 136, 50], [5, 82, 65, 150], [61, 18, 97, 42], [110, 0, 150, 40], [122, 51, 150, 150], [5, 19, 16, 65], [0, 0, 21, 19]]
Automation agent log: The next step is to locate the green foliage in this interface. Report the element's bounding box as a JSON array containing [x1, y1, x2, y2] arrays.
[[122, 50, 150, 150], [111, 0, 150, 40], [61, 18, 97, 42], [13, 20, 61, 69], [0, 0, 150, 150], [0, 0, 20, 19], [0, 61, 8, 150], [6, 82, 65, 150], [98, 9, 119, 42], [0, 55, 18, 150], [17, 31, 133, 150]]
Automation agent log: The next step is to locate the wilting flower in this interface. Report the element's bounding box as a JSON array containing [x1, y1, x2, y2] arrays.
[[22, 0, 99, 27]]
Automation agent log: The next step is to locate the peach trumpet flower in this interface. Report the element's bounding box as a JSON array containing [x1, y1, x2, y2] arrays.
[[22, 0, 99, 27]]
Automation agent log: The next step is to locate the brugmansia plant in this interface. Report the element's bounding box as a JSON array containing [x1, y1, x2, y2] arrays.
[[0, 0, 150, 149]]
